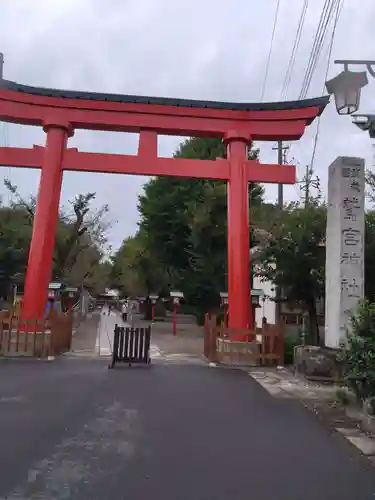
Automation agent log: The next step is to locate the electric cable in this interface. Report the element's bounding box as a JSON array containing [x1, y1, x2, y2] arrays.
[[285, 0, 340, 165], [299, 0, 338, 99], [260, 0, 281, 101], [299, 0, 332, 99], [310, 0, 343, 171], [281, 0, 308, 100]]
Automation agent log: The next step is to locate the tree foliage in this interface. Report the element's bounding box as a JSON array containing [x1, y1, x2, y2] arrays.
[[365, 210, 375, 302], [338, 300, 375, 402], [133, 137, 264, 315], [111, 231, 170, 297], [255, 200, 326, 344], [0, 179, 112, 300]]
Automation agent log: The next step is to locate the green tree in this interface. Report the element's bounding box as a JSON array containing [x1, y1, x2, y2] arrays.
[[338, 300, 375, 402], [364, 172, 375, 302], [137, 137, 263, 318], [0, 202, 31, 301], [1, 180, 113, 298], [365, 211, 375, 302], [256, 201, 326, 344], [111, 231, 169, 297]]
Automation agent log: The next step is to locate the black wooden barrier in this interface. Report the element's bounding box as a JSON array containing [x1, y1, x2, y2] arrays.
[[109, 324, 151, 368]]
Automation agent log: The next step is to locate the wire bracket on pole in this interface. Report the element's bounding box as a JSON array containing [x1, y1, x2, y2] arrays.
[[0, 52, 3, 80], [334, 59, 375, 78]]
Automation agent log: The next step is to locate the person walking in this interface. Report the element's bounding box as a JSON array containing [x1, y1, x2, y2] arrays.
[[122, 300, 128, 322], [127, 300, 133, 325]]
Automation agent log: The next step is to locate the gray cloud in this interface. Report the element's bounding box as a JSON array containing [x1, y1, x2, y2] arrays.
[[1, 0, 375, 249]]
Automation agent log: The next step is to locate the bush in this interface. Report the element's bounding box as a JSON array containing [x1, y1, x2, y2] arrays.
[[193, 308, 223, 327], [154, 301, 166, 319], [143, 299, 167, 321], [195, 309, 207, 326], [335, 388, 350, 406], [338, 300, 375, 402]]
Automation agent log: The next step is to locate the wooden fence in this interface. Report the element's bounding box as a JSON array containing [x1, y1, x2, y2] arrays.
[[204, 314, 284, 366], [0, 309, 73, 358]]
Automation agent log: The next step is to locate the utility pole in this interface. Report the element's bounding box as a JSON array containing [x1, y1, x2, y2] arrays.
[[304, 164, 309, 207], [298, 164, 320, 207], [272, 141, 289, 325], [272, 141, 289, 209], [0, 53, 4, 80]]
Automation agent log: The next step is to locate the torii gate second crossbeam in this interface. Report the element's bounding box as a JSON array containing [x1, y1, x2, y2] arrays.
[[0, 140, 295, 333]]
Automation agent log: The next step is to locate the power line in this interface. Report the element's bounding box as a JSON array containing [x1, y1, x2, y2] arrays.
[[260, 0, 281, 101], [299, 0, 338, 99], [299, 0, 331, 99], [310, 0, 343, 171], [281, 0, 309, 100], [285, 0, 342, 170]]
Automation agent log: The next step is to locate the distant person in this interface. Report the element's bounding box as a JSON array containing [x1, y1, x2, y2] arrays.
[[108, 302, 112, 316], [128, 301, 134, 325], [122, 301, 128, 322], [46, 298, 55, 317]]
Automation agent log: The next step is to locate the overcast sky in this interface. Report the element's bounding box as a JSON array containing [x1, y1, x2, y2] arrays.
[[1, 0, 374, 251]]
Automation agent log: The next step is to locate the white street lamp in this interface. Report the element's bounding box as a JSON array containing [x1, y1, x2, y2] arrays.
[[325, 59, 375, 116], [325, 69, 368, 115]]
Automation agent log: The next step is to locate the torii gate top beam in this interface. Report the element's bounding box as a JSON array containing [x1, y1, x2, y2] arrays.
[[0, 79, 329, 139]]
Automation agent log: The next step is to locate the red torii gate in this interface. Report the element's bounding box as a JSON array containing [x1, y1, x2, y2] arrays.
[[0, 73, 329, 332]]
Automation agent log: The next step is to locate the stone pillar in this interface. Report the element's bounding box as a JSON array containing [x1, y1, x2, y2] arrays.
[[325, 156, 365, 349]]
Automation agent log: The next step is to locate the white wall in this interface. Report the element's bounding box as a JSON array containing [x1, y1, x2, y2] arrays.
[[253, 275, 275, 327]]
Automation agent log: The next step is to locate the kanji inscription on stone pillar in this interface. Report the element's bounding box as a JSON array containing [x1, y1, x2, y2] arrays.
[[325, 156, 365, 349]]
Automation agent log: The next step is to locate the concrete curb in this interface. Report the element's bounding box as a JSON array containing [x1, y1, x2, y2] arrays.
[[248, 368, 375, 464]]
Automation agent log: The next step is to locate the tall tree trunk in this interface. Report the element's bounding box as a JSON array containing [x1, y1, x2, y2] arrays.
[[305, 296, 320, 345]]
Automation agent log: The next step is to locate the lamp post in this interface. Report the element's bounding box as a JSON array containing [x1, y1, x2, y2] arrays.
[[149, 294, 159, 322], [170, 291, 183, 336], [220, 292, 229, 327], [351, 114, 375, 137], [325, 59, 375, 136]]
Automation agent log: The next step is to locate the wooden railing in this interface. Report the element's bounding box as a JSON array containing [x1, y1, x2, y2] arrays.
[[204, 314, 284, 366], [0, 309, 73, 358], [49, 309, 74, 356]]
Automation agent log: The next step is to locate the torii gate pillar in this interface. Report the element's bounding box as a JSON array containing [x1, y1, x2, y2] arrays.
[[225, 131, 251, 335], [22, 121, 72, 320]]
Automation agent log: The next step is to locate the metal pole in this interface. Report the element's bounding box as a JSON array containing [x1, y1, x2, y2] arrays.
[[277, 141, 284, 209], [274, 140, 284, 325], [0, 53, 4, 80], [304, 164, 309, 208]]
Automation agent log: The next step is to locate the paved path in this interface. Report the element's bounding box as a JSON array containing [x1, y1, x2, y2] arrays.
[[0, 358, 375, 499], [95, 308, 201, 363], [71, 312, 100, 353], [95, 306, 128, 356]]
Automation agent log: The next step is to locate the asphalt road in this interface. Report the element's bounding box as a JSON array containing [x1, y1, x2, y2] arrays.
[[0, 358, 375, 499]]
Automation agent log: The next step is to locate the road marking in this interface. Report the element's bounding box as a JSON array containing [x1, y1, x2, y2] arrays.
[[150, 345, 162, 358], [5, 402, 138, 498]]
